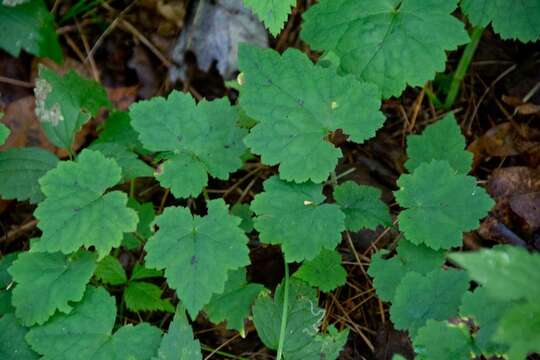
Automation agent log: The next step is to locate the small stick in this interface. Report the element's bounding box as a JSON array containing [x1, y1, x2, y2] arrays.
[[3, 219, 38, 245], [120, 19, 172, 68], [0, 76, 34, 88]]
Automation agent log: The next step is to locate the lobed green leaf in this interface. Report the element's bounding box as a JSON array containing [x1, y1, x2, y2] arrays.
[[205, 268, 265, 333], [26, 287, 162, 360], [0, 313, 38, 359], [124, 282, 174, 313], [8, 250, 96, 326], [449, 245, 540, 302], [251, 176, 345, 262], [293, 249, 347, 292], [301, 0, 469, 97], [33, 149, 138, 258], [333, 181, 391, 231], [154, 308, 202, 360], [242, 0, 296, 36], [390, 268, 469, 334], [0, 0, 62, 62], [144, 199, 250, 317], [405, 114, 472, 174], [395, 160, 493, 249], [130, 91, 246, 198], [0, 147, 59, 203], [413, 320, 473, 360], [95, 255, 127, 286], [368, 239, 445, 301], [461, 0, 540, 42], [239, 45, 384, 183]]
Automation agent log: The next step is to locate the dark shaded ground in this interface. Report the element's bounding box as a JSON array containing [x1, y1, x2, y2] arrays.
[[1, 1, 540, 359]]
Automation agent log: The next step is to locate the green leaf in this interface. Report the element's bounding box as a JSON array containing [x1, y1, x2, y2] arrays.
[[230, 203, 254, 233], [0, 0, 62, 62], [130, 264, 163, 281], [8, 250, 96, 326], [405, 114, 472, 174], [0, 313, 38, 360], [460, 288, 510, 355], [395, 160, 494, 249], [206, 268, 265, 333], [0, 147, 59, 203], [449, 245, 540, 302], [314, 326, 349, 360], [144, 199, 250, 317], [35, 67, 111, 150], [413, 320, 473, 360], [0, 123, 10, 145], [130, 91, 246, 198], [94, 111, 147, 154], [0, 290, 13, 315], [333, 181, 391, 231], [368, 239, 445, 301], [154, 308, 202, 360], [89, 142, 153, 182], [26, 287, 162, 360], [301, 0, 469, 97], [293, 249, 347, 292], [33, 149, 138, 259], [461, 0, 540, 42], [0, 253, 18, 288], [253, 279, 329, 359], [95, 255, 127, 286], [390, 268, 469, 334], [286, 326, 350, 360], [238, 45, 384, 183], [251, 176, 345, 262], [124, 282, 174, 313], [242, 0, 296, 36], [123, 200, 156, 250], [8, 251, 96, 326], [494, 302, 540, 360]]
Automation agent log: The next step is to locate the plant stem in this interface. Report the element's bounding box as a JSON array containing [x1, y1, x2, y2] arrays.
[[129, 179, 135, 199], [444, 26, 484, 109], [276, 262, 290, 360], [330, 170, 338, 188], [67, 147, 75, 161], [424, 85, 443, 109]]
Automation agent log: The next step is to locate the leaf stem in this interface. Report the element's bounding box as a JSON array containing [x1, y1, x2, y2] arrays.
[[129, 179, 135, 199], [444, 26, 484, 109], [330, 170, 338, 188], [67, 148, 75, 161], [276, 262, 290, 360]]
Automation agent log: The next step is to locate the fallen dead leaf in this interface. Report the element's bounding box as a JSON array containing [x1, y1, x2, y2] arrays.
[[169, 0, 268, 82], [482, 166, 540, 243], [106, 85, 139, 110], [487, 166, 540, 198], [0, 96, 87, 158], [509, 192, 540, 231], [0, 96, 57, 153], [468, 122, 540, 167], [502, 94, 540, 115]]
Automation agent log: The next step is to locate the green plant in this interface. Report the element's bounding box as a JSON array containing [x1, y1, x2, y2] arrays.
[[1, 0, 540, 359], [0, 0, 62, 63]]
